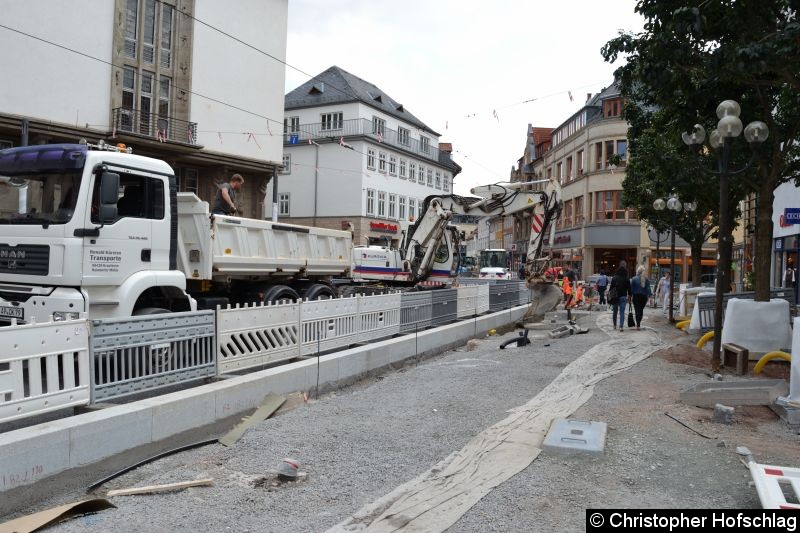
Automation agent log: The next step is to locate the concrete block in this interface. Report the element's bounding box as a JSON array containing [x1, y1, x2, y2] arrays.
[[712, 403, 735, 424], [364, 347, 389, 371], [304, 354, 340, 388], [0, 422, 71, 491], [335, 350, 368, 383], [769, 402, 800, 425], [69, 404, 153, 467], [680, 379, 789, 407], [722, 343, 749, 375], [149, 392, 216, 442], [542, 418, 607, 456]]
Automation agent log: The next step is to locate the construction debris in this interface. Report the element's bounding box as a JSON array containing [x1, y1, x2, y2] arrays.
[[277, 458, 300, 480], [219, 393, 286, 447], [549, 324, 589, 339], [664, 412, 714, 439], [499, 330, 531, 349], [712, 404, 735, 425], [0, 499, 115, 533], [542, 419, 607, 456], [106, 478, 213, 497]]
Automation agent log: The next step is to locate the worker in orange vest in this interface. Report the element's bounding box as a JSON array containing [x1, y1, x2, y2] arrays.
[[575, 282, 584, 307], [563, 275, 575, 321]]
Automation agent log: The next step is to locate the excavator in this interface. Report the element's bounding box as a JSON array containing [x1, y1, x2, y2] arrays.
[[351, 178, 563, 323]]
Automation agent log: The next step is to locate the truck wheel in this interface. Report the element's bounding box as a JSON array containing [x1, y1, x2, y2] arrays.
[[302, 284, 335, 301], [263, 285, 299, 304], [133, 307, 171, 315]]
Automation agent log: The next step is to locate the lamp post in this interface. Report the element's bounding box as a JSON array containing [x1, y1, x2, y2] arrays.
[[646, 224, 670, 308], [681, 100, 769, 370], [654, 196, 697, 322]]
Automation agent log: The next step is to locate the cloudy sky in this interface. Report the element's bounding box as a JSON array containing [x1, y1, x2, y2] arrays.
[[285, 0, 645, 196]]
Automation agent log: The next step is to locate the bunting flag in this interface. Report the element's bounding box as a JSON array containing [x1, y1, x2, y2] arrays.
[[156, 127, 166, 143], [218, 132, 224, 145], [339, 137, 354, 150], [568, 90, 574, 102], [492, 109, 499, 122], [247, 132, 262, 150], [377, 131, 384, 143], [187, 125, 195, 144]]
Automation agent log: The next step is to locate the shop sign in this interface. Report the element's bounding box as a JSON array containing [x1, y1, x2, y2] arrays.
[[554, 235, 571, 244], [370, 221, 398, 233], [775, 238, 783, 251], [782, 208, 800, 226]]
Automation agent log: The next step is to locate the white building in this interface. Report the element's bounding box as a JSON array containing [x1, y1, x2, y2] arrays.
[[269, 66, 461, 246], [0, 0, 287, 219]]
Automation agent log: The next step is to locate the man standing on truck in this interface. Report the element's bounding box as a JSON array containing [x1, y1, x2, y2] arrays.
[[212, 174, 244, 215]]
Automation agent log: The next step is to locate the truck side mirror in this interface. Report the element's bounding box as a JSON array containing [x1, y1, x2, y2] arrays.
[[99, 171, 119, 223]]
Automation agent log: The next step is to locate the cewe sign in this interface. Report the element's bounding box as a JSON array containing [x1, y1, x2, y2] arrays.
[[780, 208, 800, 227]]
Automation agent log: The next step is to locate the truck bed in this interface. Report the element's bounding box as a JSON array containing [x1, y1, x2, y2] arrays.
[[176, 193, 352, 280]]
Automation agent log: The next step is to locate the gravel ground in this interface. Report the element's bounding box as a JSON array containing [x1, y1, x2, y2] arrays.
[[5, 306, 799, 532]]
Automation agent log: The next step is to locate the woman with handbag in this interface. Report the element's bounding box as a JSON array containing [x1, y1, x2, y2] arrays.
[[608, 264, 631, 331], [630, 265, 652, 330]]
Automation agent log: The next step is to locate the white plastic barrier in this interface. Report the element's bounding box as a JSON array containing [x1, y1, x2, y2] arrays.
[[476, 284, 490, 315], [720, 299, 792, 354], [358, 293, 401, 343], [300, 296, 360, 356], [457, 286, 479, 318], [0, 319, 90, 423]]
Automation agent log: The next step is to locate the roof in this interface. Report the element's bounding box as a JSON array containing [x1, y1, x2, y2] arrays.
[[586, 81, 621, 106], [530, 127, 553, 147], [285, 66, 440, 136]]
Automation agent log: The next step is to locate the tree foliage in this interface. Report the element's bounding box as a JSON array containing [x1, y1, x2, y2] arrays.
[[603, 0, 800, 299]]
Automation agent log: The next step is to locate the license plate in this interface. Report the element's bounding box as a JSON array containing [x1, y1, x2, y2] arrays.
[[0, 307, 23, 320]]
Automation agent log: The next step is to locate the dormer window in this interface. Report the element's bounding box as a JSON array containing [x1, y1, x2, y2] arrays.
[[603, 97, 624, 118], [309, 83, 325, 95]]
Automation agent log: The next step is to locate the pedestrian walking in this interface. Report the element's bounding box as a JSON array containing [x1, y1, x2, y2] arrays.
[[655, 271, 670, 308], [596, 270, 608, 304], [212, 174, 245, 215], [609, 264, 631, 331], [630, 266, 652, 330]]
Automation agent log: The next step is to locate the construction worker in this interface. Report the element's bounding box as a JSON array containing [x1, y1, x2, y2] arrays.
[[563, 275, 574, 321], [575, 281, 584, 307]]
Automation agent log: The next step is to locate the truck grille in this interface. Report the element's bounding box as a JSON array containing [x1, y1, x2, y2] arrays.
[[0, 244, 49, 276]]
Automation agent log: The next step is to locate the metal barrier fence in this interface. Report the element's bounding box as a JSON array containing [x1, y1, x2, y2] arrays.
[[0, 318, 90, 423], [90, 311, 216, 402], [456, 286, 478, 318], [431, 288, 458, 327], [696, 289, 792, 333], [400, 291, 433, 333]]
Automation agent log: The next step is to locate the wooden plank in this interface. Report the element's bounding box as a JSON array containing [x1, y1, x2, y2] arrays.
[[218, 393, 286, 447], [106, 478, 213, 497]]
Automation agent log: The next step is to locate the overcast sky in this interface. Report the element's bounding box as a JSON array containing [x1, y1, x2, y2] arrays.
[[285, 0, 645, 196]]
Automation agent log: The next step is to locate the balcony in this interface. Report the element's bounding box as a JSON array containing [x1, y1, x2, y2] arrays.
[[112, 107, 199, 145], [284, 118, 440, 163]]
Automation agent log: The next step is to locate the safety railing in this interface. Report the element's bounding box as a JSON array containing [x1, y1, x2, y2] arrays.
[[0, 318, 90, 423], [431, 288, 458, 327], [400, 291, 432, 334], [90, 311, 216, 402]]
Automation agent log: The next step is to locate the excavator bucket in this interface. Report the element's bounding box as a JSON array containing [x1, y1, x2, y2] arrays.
[[522, 281, 562, 324]]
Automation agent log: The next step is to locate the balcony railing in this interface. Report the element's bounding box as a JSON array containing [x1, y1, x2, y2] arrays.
[[112, 107, 199, 145], [284, 118, 440, 163]]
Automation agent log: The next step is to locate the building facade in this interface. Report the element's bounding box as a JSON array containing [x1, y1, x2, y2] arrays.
[[0, 0, 287, 219], [516, 85, 714, 281], [269, 66, 461, 246]]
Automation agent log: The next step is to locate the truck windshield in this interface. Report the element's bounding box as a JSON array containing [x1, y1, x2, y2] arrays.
[[480, 251, 508, 268], [0, 144, 86, 225]]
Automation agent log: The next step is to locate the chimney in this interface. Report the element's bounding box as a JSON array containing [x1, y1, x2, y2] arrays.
[[438, 142, 453, 153], [586, 93, 592, 103]]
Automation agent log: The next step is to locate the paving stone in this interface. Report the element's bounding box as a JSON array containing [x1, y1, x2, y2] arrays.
[[542, 418, 607, 456]]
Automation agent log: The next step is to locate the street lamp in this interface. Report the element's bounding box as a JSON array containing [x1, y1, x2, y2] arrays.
[[646, 223, 670, 308], [682, 100, 769, 370], [654, 195, 696, 322]]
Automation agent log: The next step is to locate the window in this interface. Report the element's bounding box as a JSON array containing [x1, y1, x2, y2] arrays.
[[421, 136, 430, 153], [409, 163, 417, 183], [574, 196, 584, 225], [617, 140, 628, 164], [284, 116, 299, 140], [443, 174, 450, 192], [409, 198, 416, 220], [378, 191, 386, 217], [426, 168, 433, 187], [605, 140, 615, 167], [594, 142, 603, 170], [158, 76, 170, 118], [139, 70, 154, 135], [399, 159, 407, 179], [379, 152, 387, 173], [435, 171, 442, 189], [557, 162, 562, 183], [389, 155, 397, 176], [366, 189, 375, 215], [566, 157, 572, 182], [388, 194, 397, 219], [604, 97, 623, 118], [373, 116, 385, 135], [181, 168, 198, 194], [279, 153, 291, 174], [594, 191, 627, 222], [92, 174, 164, 223], [279, 193, 290, 216], [399, 196, 406, 220], [124, 0, 138, 58], [563, 200, 572, 227], [121, 68, 136, 130], [321, 112, 343, 130], [398, 127, 410, 145], [577, 150, 584, 176], [143, 0, 156, 63], [160, 2, 173, 68], [367, 149, 376, 170], [546, 167, 552, 179]]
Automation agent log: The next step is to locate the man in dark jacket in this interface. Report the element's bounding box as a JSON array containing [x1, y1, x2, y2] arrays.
[[609, 265, 632, 331]]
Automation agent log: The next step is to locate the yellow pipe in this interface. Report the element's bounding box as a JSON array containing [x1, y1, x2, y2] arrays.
[[674, 316, 690, 322], [697, 331, 714, 349], [675, 320, 691, 330], [754, 351, 791, 375]]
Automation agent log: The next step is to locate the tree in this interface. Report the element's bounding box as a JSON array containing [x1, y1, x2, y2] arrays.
[[603, 0, 800, 300]]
